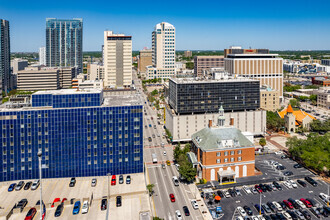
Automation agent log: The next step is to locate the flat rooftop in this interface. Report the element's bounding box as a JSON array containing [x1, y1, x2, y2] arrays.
[[226, 54, 279, 58], [34, 88, 102, 95], [170, 77, 259, 84]]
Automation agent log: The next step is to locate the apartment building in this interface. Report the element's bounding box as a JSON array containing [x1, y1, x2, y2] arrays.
[[316, 87, 330, 109], [138, 49, 152, 75], [103, 31, 132, 88], [184, 50, 192, 57], [0, 19, 10, 96], [260, 86, 280, 111], [194, 56, 224, 77], [88, 63, 104, 81], [39, 47, 46, 66], [146, 22, 176, 79]]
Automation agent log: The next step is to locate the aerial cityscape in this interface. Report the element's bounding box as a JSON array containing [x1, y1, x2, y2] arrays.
[[0, 0, 329, 220]]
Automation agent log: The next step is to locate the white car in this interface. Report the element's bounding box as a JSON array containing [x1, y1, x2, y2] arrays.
[[282, 211, 292, 220], [295, 200, 306, 209], [251, 216, 259, 220], [191, 200, 199, 209], [237, 206, 247, 217], [271, 184, 277, 191], [163, 151, 167, 156], [275, 151, 282, 155], [272, 201, 283, 211], [288, 180, 297, 188], [31, 179, 40, 190], [91, 178, 97, 187], [81, 201, 89, 214], [257, 216, 266, 220], [284, 181, 292, 189], [243, 185, 252, 194], [175, 210, 182, 220], [224, 190, 230, 198], [251, 188, 258, 194], [319, 193, 330, 203]]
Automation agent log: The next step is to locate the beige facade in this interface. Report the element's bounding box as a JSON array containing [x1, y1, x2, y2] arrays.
[[316, 87, 330, 109], [165, 106, 266, 142], [17, 67, 60, 90], [225, 54, 283, 97], [88, 63, 104, 81], [194, 56, 224, 77], [138, 49, 152, 74], [184, 50, 192, 57], [260, 88, 280, 111], [103, 31, 132, 88]]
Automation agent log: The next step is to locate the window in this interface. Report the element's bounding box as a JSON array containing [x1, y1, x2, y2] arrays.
[[119, 150, 122, 155], [231, 158, 235, 162], [216, 152, 221, 157], [224, 158, 228, 163], [224, 151, 228, 156], [238, 157, 242, 161], [134, 157, 140, 161], [125, 158, 128, 162], [238, 150, 242, 154], [103, 159, 107, 164], [216, 159, 221, 163], [109, 159, 113, 163], [119, 158, 122, 162], [231, 151, 235, 155]]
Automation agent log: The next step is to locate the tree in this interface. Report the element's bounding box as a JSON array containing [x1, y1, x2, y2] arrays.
[[259, 138, 266, 147], [173, 145, 181, 161], [298, 96, 309, 102], [186, 62, 194, 70], [146, 184, 155, 195], [289, 98, 300, 108], [153, 217, 164, 220], [266, 111, 285, 132], [310, 119, 330, 133], [151, 89, 158, 96], [179, 162, 197, 182]]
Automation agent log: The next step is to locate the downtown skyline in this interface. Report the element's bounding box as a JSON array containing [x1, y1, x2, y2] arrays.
[[1, 0, 330, 52]]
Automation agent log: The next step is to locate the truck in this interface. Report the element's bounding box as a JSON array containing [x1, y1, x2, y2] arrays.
[[152, 153, 157, 164]]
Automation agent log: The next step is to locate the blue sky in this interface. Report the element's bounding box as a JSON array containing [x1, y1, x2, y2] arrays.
[[1, 0, 330, 52]]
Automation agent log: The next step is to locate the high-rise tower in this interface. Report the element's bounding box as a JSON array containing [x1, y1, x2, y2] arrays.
[[0, 19, 10, 96]]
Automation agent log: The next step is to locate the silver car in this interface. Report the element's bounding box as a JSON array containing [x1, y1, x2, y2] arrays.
[[91, 178, 97, 187]]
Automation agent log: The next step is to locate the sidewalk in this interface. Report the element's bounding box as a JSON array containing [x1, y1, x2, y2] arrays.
[[188, 184, 213, 220]]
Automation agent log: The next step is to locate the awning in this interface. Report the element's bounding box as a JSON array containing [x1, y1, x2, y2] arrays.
[[217, 169, 236, 177], [214, 196, 221, 201]]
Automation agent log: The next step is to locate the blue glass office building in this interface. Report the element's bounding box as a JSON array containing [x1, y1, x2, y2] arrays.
[[0, 89, 143, 182]]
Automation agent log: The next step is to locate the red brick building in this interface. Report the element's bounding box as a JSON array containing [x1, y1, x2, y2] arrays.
[[312, 76, 330, 86]]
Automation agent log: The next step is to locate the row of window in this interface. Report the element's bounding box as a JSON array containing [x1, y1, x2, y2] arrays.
[[216, 150, 242, 156], [216, 157, 242, 163]]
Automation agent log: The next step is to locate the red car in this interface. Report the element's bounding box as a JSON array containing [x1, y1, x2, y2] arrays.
[[169, 193, 175, 202], [25, 207, 36, 220], [300, 198, 312, 208], [61, 198, 67, 203], [111, 175, 116, 185], [254, 185, 262, 193], [51, 198, 61, 207], [283, 200, 293, 209]]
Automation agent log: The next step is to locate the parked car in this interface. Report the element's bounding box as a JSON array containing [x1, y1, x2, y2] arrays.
[[294, 164, 303, 168], [224, 190, 230, 198], [51, 198, 61, 208], [300, 209, 311, 220], [282, 211, 292, 220], [54, 203, 64, 217], [310, 207, 321, 218], [25, 208, 37, 220], [284, 181, 293, 189], [265, 184, 273, 192], [243, 185, 252, 194], [300, 198, 312, 208], [255, 185, 262, 193], [235, 188, 242, 196], [237, 206, 247, 217], [306, 198, 318, 207], [262, 203, 272, 213], [255, 204, 264, 214], [229, 188, 236, 197], [297, 180, 307, 187], [283, 200, 294, 209], [175, 210, 183, 220], [116, 196, 122, 207], [288, 180, 298, 188], [119, 175, 124, 184], [267, 202, 277, 213], [111, 175, 116, 185], [72, 201, 81, 215], [294, 210, 305, 220], [126, 175, 131, 184], [91, 178, 97, 187], [191, 200, 199, 209], [305, 177, 317, 187], [244, 205, 253, 216], [69, 177, 76, 187], [24, 181, 32, 190], [170, 194, 175, 202], [273, 181, 282, 190], [8, 183, 16, 192], [101, 198, 107, 210], [278, 201, 287, 210], [31, 180, 40, 190], [15, 181, 25, 191], [286, 210, 298, 220], [183, 206, 190, 216], [283, 171, 293, 176], [272, 201, 283, 212], [251, 187, 259, 194], [295, 200, 306, 209], [17, 199, 28, 209], [81, 201, 89, 214], [276, 213, 286, 220]]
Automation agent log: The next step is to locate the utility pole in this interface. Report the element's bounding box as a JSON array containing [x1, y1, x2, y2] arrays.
[[37, 150, 43, 220]]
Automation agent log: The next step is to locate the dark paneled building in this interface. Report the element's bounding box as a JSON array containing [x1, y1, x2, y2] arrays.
[[168, 78, 260, 114]]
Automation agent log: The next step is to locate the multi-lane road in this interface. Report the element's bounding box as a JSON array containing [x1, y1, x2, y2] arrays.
[[133, 71, 203, 220]]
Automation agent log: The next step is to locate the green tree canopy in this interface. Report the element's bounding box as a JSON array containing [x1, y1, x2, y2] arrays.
[[259, 138, 266, 147], [186, 62, 194, 70], [266, 111, 285, 132], [289, 98, 300, 108]]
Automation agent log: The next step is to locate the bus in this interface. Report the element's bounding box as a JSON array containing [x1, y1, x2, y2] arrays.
[[152, 153, 157, 164]]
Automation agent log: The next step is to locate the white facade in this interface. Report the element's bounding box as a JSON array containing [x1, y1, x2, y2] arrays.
[[146, 22, 176, 79], [103, 31, 132, 88], [39, 47, 46, 66], [165, 106, 266, 142], [88, 63, 104, 81]]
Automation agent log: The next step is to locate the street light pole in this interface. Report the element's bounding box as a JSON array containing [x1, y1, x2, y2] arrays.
[[259, 193, 262, 215], [106, 173, 110, 220], [37, 150, 43, 220]]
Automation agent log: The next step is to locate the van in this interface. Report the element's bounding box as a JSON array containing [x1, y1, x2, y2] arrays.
[[172, 176, 179, 186]]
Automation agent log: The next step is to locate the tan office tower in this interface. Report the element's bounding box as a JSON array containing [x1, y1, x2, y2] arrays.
[[194, 56, 224, 77], [138, 49, 152, 74], [224, 46, 269, 58], [225, 53, 283, 97], [146, 22, 176, 79], [103, 31, 132, 88]]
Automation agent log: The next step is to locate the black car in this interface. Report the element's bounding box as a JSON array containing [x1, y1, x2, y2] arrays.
[[278, 201, 287, 210], [288, 198, 300, 209], [267, 202, 277, 212], [305, 176, 318, 186], [201, 192, 204, 198], [281, 155, 288, 159], [54, 204, 64, 217], [300, 209, 311, 219], [243, 205, 253, 216], [273, 181, 282, 190], [35, 200, 44, 206], [24, 181, 32, 190], [16, 199, 28, 209], [310, 207, 321, 218], [260, 184, 267, 192], [69, 177, 76, 187], [265, 184, 273, 192], [116, 196, 122, 207], [276, 165, 286, 170], [283, 171, 293, 176], [101, 199, 107, 210], [306, 198, 317, 207], [293, 164, 303, 168], [119, 175, 124, 184], [183, 206, 190, 216], [228, 189, 236, 197], [276, 213, 286, 220], [270, 214, 280, 220], [317, 207, 328, 217], [323, 207, 330, 217], [287, 210, 298, 220], [263, 215, 272, 220], [216, 190, 224, 198], [297, 180, 307, 187]]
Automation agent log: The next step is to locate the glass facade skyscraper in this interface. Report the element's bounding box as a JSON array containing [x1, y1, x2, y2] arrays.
[[0, 19, 10, 96], [0, 89, 143, 182], [46, 18, 83, 73]]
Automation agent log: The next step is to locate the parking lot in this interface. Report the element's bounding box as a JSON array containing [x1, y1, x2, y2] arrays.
[[198, 154, 330, 219], [0, 173, 151, 220]]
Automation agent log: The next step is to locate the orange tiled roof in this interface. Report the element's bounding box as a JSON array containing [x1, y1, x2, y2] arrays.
[[278, 105, 316, 126]]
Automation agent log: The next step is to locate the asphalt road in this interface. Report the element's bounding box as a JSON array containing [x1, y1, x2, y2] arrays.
[[134, 71, 203, 220]]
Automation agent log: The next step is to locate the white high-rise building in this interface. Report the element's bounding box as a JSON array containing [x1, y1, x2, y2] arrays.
[[103, 31, 132, 88], [39, 47, 46, 66], [146, 22, 176, 79]]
